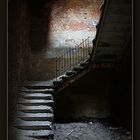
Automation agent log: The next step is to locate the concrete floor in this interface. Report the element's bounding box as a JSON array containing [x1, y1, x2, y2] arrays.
[[54, 121, 132, 140]]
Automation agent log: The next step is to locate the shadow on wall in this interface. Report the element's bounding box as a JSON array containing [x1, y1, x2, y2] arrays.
[[54, 69, 113, 122], [29, 0, 54, 52]]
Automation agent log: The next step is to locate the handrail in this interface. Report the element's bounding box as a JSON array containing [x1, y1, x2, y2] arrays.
[[55, 37, 91, 78], [45, 37, 92, 80]]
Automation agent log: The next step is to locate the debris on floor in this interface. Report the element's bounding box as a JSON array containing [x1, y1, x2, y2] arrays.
[[54, 122, 132, 140]]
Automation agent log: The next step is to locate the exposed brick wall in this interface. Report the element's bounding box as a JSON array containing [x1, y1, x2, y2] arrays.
[[28, 0, 100, 80], [48, 0, 100, 53]]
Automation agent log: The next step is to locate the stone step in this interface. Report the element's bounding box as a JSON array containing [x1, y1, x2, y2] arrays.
[[24, 85, 54, 89], [20, 87, 54, 94], [23, 80, 54, 89], [10, 126, 53, 140], [18, 105, 53, 113], [58, 75, 70, 81], [65, 70, 77, 77], [13, 119, 52, 130], [20, 93, 53, 100], [18, 98, 54, 106], [73, 65, 85, 72], [53, 79, 63, 86], [79, 61, 90, 67], [17, 112, 53, 121]]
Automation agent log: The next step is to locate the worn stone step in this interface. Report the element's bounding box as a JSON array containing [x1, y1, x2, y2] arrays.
[[21, 93, 53, 100], [80, 61, 90, 67], [10, 126, 53, 140], [20, 87, 54, 94], [13, 119, 52, 130], [59, 75, 70, 81], [53, 80, 63, 86], [65, 70, 77, 77], [18, 105, 53, 113], [73, 66, 85, 71], [24, 85, 54, 89], [23, 80, 54, 89], [18, 98, 54, 106], [17, 112, 53, 121]]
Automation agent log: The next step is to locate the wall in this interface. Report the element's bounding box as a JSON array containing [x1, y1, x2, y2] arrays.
[[110, 41, 132, 129], [48, 0, 100, 56], [54, 69, 112, 121], [8, 0, 30, 112], [28, 0, 100, 80]]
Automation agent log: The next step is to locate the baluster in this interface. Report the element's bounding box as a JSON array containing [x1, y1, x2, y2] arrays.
[[63, 52, 65, 74], [69, 48, 71, 70], [80, 43, 82, 62], [73, 47, 75, 66], [67, 49, 69, 71], [59, 56, 61, 76], [88, 37, 90, 55], [85, 40, 88, 57], [64, 51, 66, 73], [81, 42, 83, 61], [72, 47, 75, 66], [70, 48, 72, 69], [56, 56, 58, 79], [67, 48, 70, 70], [61, 55, 63, 74], [79, 44, 81, 63], [83, 39, 85, 60], [76, 46, 78, 65], [62, 55, 64, 75], [77, 45, 79, 64]]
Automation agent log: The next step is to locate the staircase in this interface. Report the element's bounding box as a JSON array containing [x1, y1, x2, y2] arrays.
[[9, 85, 55, 140], [9, 0, 132, 139], [9, 1, 104, 140]]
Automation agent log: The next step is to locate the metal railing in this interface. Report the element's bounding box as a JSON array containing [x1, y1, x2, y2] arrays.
[[45, 37, 92, 80], [55, 37, 91, 78]]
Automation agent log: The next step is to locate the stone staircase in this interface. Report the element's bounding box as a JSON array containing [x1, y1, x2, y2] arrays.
[[9, 57, 92, 140], [9, 1, 109, 139]]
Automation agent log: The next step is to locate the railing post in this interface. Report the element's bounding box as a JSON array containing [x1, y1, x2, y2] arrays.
[[56, 56, 57, 79]]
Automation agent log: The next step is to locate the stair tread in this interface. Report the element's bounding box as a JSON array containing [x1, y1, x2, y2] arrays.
[[18, 98, 54, 106], [18, 105, 53, 112], [17, 112, 53, 117], [23, 80, 54, 87], [12, 119, 52, 130], [65, 71, 77, 77], [20, 87, 54, 93], [21, 93, 53, 100], [10, 126, 53, 140]]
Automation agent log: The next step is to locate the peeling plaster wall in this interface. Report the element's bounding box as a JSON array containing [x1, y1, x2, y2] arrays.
[[29, 0, 100, 80], [48, 0, 100, 56]]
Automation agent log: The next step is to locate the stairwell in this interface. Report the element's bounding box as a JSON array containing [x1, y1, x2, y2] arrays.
[[9, 38, 95, 139], [8, 1, 109, 139], [8, 0, 132, 139]]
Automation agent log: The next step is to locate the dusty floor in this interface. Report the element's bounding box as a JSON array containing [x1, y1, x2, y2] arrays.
[[54, 121, 132, 140]]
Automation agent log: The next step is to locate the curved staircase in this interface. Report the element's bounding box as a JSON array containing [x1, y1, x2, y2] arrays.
[[9, 0, 132, 139]]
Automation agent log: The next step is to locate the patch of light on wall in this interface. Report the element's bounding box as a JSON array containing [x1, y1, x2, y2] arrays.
[[47, 0, 100, 57]]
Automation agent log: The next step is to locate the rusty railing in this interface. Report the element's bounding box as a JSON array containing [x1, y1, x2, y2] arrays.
[[55, 37, 91, 78]]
